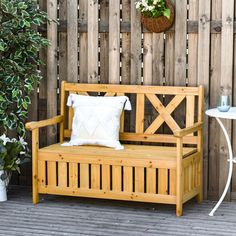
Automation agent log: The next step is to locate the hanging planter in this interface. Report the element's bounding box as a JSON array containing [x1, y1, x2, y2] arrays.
[[136, 0, 175, 33]]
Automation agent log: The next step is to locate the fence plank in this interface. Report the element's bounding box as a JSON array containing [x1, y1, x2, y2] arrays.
[[219, 0, 234, 201], [131, 0, 142, 85], [121, 0, 131, 85], [208, 0, 221, 201], [109, 1, 120, 84], [198, 0, 211, 200], [100, 0, 109, 84], [188, 0, 199, 86], [174, 0, 187, 86], [88, 0, 98, 83], [47, 0, 58, 145], [67, 0, 78, 82], [79, 0, 88, 83], [143, 34, 153, 85]]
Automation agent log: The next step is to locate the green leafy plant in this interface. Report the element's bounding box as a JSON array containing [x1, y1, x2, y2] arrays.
[[135, 0, 171, 18], [0, 134, 30, 180], [0, 0, 50, 137]]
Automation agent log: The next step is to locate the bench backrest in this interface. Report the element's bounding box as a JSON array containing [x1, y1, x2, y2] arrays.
[[60, 82, 204, 145]]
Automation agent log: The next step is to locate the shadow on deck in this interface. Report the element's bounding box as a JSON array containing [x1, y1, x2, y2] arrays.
[[0, 186, 236, 235]]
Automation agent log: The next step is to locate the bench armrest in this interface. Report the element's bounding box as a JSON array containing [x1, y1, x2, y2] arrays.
[[25, 115, 64, 131], [174, 122, 203, 138]]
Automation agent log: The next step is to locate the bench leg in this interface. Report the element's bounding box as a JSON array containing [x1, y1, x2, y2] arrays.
[[176, 203, 183, 217], [32, 186, 39, 204], [196, 187, 203, 203]]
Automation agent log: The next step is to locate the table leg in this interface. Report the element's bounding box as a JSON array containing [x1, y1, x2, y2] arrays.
[[209, 117, 234, 216]]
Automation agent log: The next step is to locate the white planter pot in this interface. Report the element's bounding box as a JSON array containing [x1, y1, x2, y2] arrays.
[[0, 170, 7, 202]]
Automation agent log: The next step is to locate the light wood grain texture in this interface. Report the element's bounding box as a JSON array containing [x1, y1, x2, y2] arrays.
[[135, 167, 144, 193], [80, 164, 89, 189], [67, 0, 78, 82], [112, 166, 122, 192], [69, 163, 78, 188], [158, 169, 168, 195], [100, 0, 109, 84], [47, 0, 58, 145], [208, 0, 221, 200], [79, 0, 88, 83], [109, 1, 120, 84], [88, 0, 98, 83], [32, 129, 39, 204], [198, 0, 211, 201], [218, 0, 234, 201], [28, 82, 203, 216], [58, 162, 67, 188], [131, 0, 141, 85]]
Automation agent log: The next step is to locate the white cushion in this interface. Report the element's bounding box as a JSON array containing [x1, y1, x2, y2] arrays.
[[62, 94, 132, 150]]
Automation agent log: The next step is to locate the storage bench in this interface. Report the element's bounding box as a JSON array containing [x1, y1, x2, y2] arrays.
[[26, 82, 204, 216]]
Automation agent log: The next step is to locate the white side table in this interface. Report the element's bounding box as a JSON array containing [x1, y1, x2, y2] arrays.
[[206, 107, 236, 216]]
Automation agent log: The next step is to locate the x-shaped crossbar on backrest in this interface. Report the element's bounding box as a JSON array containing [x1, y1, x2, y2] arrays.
[[144, 94, 186, 134]]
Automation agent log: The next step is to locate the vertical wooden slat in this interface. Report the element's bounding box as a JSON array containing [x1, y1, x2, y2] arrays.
[[121, 0, 131, 84], [184, 167, 189, 193], [38, 0, 47, 148], [38, 160, 46, 187], [112, 166, 122, 192], [88, 0, 98, 83], [69, 163, 78, 188], [58, 162, 67, 187], [174, 0, 187, 86], [79, 0, 88, 83], [135, 94, 145, 133], [146, 168, 156, 194], [102, 165, 110, 191], [186, 96, 195, 133], [169, 169, 176, 195], [123, 167, 133, 192], [80, 163, 89, 189], [135, 167, 144, 193], [100, 0, 109, 84], [91, 164, 100, 189], [67, 0, 78, 82], [165, 32, 174, 86], [47, 0, 58, 145], [143, 34, 153, 86], [158, 169, 168, 195], [131, 0, 142, 85], [219, 0, 234, 201], [47, 162, 57, 186], [32, 129, 39, 203], [109, 1, 120, 84], [59, 0, 67, 83], [188, 0, 199, 86], [208, 0, 221, 200], [198, 0, 211, 200]]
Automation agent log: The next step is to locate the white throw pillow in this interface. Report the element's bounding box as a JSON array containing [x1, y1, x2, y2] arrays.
[[62, 94, 132, 150]]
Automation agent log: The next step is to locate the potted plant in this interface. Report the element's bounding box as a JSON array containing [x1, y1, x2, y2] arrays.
[[135, 0, 175, 33], [0, 134, 30, 201], [0, 0, 50, 196]]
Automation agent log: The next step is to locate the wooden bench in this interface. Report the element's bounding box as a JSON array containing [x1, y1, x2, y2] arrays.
[[26, 82, 204, 216]]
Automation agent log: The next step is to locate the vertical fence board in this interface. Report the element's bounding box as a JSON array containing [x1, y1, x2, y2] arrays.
[[47, 0, 58, 145], [109, 1, 120, 84], [67, 0, 78, 82], [121, 0, 131, 85], [198, 0, 211, 200], [143, 34, 153, 85], [131, 0, 142, 85], [208, 0, 222, 200], [88, 0, 98, 83], [219, 0, 234, 201], [100, 0, 109, 84], [79, 0, 88, 83]]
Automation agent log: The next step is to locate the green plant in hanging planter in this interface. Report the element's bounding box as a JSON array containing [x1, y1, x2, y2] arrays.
[[135, 0, 171, 19], [0, 0, 50, 137]]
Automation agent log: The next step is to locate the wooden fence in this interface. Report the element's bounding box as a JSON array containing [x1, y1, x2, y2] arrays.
[[15, 0, 236, 201]]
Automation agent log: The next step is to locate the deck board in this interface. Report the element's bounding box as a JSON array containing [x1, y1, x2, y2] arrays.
[[1, 186, 236, 235]]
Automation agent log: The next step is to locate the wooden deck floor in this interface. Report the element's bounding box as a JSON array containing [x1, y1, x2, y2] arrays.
[[0, 186, 236, 235]]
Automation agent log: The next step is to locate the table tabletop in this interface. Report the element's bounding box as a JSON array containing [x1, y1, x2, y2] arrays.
[[206, 107, 236, 120]]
